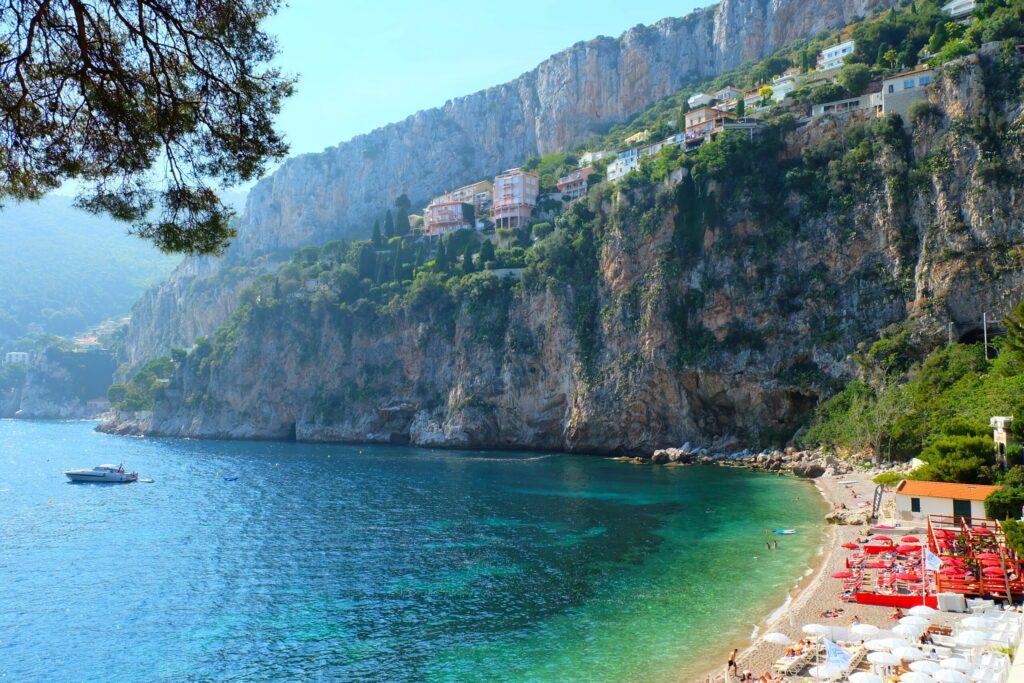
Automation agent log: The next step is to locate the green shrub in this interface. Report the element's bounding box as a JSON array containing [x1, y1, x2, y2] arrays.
[[985, 485, 1024, 520], [873, 472, 904, 487], [911, 436, 996, 484], [907, 100, 943, 126], [1003, 519, 1024, 556]]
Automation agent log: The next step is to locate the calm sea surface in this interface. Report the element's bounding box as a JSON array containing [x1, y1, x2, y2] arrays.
[[0, 420, 827, 682]]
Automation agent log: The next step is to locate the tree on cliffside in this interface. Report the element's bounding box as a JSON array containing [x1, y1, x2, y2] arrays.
[[384, 210, 395, 238], [1003, 299, 1024, 359], [0, 0, 294, 255], [372, 221, 382, 248], [394, 194, 411, 236]]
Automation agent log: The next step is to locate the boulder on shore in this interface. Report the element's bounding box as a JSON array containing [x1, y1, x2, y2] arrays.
[[792, 461, 826, 479]]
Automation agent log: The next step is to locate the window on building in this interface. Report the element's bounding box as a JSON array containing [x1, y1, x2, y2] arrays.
[[911, 497, 921, 513], [888, 85, 895, 94], [919, 75, 932, 86], [904, 79, 916, 90]]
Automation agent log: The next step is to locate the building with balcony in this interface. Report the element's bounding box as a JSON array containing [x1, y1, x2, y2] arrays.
[[430, 180, 493, 217], [772, 70, 801, 101], [73, 336, 102, 352], [818, 40, 855, 71], [682, 108, 735, 147], [3, 351, 28, 364], [881, 67, 935, 119], [942, 0, 976, 18], [606, 149, 640, 183], [423, 201, 473, 237], [556, 166, 597, 199], [492, 168, 540, 229], [714, 86, 742, 102], [687, 92, 715, 109], [579, 150, 614, 166], [624, 130, 651, 145]]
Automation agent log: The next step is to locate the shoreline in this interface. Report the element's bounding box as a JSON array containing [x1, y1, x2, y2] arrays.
[[693, 470, 887, 682]]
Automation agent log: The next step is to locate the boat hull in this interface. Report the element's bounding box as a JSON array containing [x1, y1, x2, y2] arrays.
[[65, 472, 136, 483]]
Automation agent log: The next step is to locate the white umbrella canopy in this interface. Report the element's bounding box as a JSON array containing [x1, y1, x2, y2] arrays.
[[880, 637, 913, 650], [960, 616, 993, 630], [941, 658, 974, 672], [910, 661, 943, 673], [866, 639, 893, 651], [910, 606, 939, 617], [932, 670, 969, 683], [869, 652, 902, 666], [809, 664, 846, 679], [803, 623, 830, 636], [763, 632, 792, 645], [902, 615, 931, 627], [894, 646, 926, 661], [894, 623, 925, 639], [850, 673, 886, 683], [955, 630, 988, 648], [852, 623, 881, 638], [900, 673, 936, 683]]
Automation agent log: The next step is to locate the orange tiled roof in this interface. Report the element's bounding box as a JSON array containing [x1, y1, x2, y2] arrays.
[[895, 479, 1002, 501]]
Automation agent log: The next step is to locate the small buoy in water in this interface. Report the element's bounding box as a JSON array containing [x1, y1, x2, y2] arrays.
[[48, 499, 54, 505], [223, 476, 238, 482]]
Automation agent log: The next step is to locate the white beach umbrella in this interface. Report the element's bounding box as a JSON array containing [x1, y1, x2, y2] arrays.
[[901, 615, 931, 628], [894, 623, 925, 639], [932, 670, 969, 683], [810, 663, 846, 678], [763, 632, 792, 645], [803, 623, 829, 636], [910, 606, 939, 617], [910, 661, 943, 673], [850, 673, 886, 683], [869, 652, 902, 666], [941, 658, 974, 672], [970, 668, 998, 682], [955, 630, 988, 648], [900, 673, 936, 683], [853, 623, 881, 638], [960, 616, 993, 630], [894, 646, 926, 662], [866, 639, 893, 651], [880, 637, 912, 650]]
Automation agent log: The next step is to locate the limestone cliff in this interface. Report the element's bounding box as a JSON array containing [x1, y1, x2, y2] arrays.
[[14, 348, 115, 419], [102, 51, 1024, 452], [123, 0, 897, 367]]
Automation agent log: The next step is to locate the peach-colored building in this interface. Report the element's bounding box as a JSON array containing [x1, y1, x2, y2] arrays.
[[492, 168, 539, 229], [431, 180, 493, 217], [556, 167, 596, 199], [423, 201, 472, 237]]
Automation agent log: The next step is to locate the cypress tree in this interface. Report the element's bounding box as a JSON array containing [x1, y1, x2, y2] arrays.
[[384, 209, 395, 238], [372, 220, 382, 248], [462, 243, 475, 274], [736, 98, 746, 118], [479, 239, 496, 265], [436, 241, 448, 270]]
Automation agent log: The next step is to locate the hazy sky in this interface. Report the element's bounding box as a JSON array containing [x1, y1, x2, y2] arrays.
[[266, 0, 711, 159]]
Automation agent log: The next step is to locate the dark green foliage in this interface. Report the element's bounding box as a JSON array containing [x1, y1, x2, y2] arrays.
[[1004, 519, 1024, 555], [911, 436, 997, 483], [1, 0, 294, 254], [384, 210, 395, 239], [109, 355, 176, 411], [1003, 299, 1024, 358], [479, 240, 496, 265], [372, 221, 382, 248], [521, 152, 578, 193], [873, 472, 904, 487], [839, 63, 872, 95], [986, 482, 1024, 519]]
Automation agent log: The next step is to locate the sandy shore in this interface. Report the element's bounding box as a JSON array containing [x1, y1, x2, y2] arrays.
[[694, 469, 901, 682]]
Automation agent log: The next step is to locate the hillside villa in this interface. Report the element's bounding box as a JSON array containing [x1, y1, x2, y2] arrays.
[[818, 39, 856, 71], [492, 168, 540, 229], [556, 166, 597, 199], [3, 351, 28, 364]]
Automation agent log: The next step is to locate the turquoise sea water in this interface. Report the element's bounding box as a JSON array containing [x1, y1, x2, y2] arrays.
[[0, 421, 827, 682]]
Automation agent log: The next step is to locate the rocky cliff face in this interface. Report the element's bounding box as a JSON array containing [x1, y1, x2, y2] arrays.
[[103, 50, 1024, 452], [122, 0, 897, 367], [15, 348, 115, 419]]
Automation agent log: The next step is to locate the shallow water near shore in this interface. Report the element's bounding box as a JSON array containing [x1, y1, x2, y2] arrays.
[[0, 420, 827, 682]]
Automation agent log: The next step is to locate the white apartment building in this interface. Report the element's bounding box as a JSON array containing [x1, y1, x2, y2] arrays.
[[818, 40, 856, 71]]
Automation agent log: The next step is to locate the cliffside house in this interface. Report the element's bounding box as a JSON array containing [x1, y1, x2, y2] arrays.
[[579, 150, 614, 166], [407, 213, 424, 230], [881, 67, 935, 119], [3, 351, 28, 364], [423, 201, 473, 237], [73, 336, 102, 352], [687, 92, 715, 108], [942, 0, 976, 18], [430, 180, 493, 217], [894, 480, 1002, 523], [818, 40, 856, 71], [607, 148, 640, 183], [491, 168, 540, 229], [811, 82, 882, 118], [683, 107, 735, 146], [714, 86, 742, 102], [556, 166, 597, 199], [743, 87, 764, 111], [624, 130, 651, 146], [772, 69, 802, 102]]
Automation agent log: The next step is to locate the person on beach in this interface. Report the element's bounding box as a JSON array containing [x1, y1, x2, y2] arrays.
[[773, 540, 779, 550], [727, 649, 739, 676], [766, 541, 772, 550]]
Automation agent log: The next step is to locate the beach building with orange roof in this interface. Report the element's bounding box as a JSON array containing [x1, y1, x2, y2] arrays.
[[894, 479, 1002, 522]]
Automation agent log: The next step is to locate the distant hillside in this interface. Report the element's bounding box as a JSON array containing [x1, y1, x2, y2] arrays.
[[0, 196, 180, 341]]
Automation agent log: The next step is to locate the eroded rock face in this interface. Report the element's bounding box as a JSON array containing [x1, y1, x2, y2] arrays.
[[122, 0, 897, 367], [15, 349, 115, 419]]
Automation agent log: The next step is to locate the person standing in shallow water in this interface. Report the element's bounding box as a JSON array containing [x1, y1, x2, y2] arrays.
[[728, 648, 739, 676]]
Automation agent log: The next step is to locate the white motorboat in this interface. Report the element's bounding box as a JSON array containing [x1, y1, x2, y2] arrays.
[[64, 464, 138, 483]]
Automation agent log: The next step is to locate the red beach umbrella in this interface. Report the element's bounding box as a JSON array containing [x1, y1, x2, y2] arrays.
[[940, 567, 967, 576], [973, 526, 993, 535], [899, 546, 922, 555], [842, 543, 860, 550], [977, 552, 1000, 560], [900, 536, 921, 544], [832, 571, 854, 579], [873, 536, 894, 544], [983, 566, 1005, 577], [981, 559, 1002, 567], [867, 561, 889, 569], [942, 556, 966, 565], [895, 572, 922, 581]]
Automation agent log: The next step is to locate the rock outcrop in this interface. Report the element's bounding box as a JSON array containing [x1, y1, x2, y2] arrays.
[[122, 0, 898, 367], [14, 348, 115, 419]]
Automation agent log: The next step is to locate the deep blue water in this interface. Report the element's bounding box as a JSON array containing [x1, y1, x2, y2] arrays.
[[0, 420, 826, 682]]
